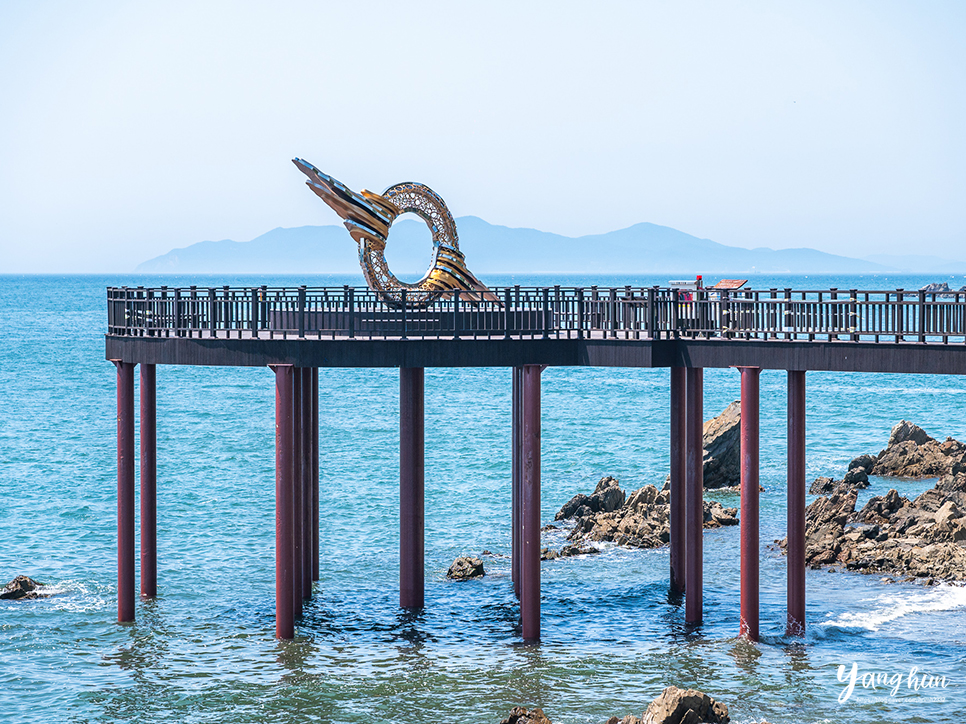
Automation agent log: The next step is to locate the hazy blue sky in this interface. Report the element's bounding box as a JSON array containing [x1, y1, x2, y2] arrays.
[[2, 1, 964, 272]]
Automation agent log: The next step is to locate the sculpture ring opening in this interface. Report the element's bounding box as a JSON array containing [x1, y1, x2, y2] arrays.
[[293, 159, 497, 308]]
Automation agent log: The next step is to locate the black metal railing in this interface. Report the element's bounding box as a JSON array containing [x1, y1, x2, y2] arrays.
[[106, 286, 966, 344]]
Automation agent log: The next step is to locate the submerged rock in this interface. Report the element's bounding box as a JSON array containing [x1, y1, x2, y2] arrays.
[[446, 556, 484, 580], [499, 706, 552, 724], [0, 576, 47, 600]]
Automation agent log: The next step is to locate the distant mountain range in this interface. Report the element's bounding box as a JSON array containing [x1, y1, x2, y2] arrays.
[[135, 217, 966, 274]]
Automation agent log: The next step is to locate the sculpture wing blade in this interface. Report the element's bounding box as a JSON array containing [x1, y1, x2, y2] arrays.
[[292, 158, 397, 242]]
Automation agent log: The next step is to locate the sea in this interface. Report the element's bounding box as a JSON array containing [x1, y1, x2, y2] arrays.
[[1, 272, 964, 724]]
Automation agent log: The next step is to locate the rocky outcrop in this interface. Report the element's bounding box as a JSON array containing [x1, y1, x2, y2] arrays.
[[554, 476, 626, 520], [447, 556, 484, 580], [810, 422, 965, 494], [552, 477, 737, 555], [499, 707, 552, 724], [701, 401, 741, 489], [870, 421, 965, 478], [779, 471, 966, 581], [605, 686, 730, 724], [919, 282, 966, 297], [0, 576, 47, 600]]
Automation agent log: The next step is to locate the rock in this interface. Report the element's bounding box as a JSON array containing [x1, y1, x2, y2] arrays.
[[555, 493, 590, 521], [889, 420, 935, 447], [641, 686, 730, 724], [809, 476, 836, 494], [919, 282, 953, 296], [780, 470, 966, 581], [841, 467, 870, 488], [702, 401, 741, 489], [809, 469, 868, 495], [0, 576, 47, 600], [849, 453, 877, 471], [866, 420, 964, 478], [558, 543, 599, 557], [554, 478, 736, 554], [554, 476, 625, 520], [591, 476, 627, 513], [446, 556, 484, 580], [499, 706, 552, 724]]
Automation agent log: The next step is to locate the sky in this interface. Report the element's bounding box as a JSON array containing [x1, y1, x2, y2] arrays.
[[1, 1, 964, 273]]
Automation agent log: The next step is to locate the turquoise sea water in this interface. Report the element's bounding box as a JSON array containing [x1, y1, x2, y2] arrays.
[[1, 273, 964, 724]]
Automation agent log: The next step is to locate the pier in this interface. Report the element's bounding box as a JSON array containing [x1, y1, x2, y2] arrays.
[[106, 284, 966, 640]]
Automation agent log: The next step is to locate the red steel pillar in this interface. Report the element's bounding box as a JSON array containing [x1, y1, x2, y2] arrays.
[[274, 365, 295, 639], [739, 366, 761, 641], [521, 364, 542, 641], [116, 361, 136, 623], [400, 367, 425, 608], [669, 367, 687, 593], [292, 369, 304, 618], [684, 367, 704, 624], [140, 363, 157, 599], [312, 367, 320, 582], [511, 366, 522, 599], [787, 370, 807, 636], [301, 367, 313, 599]]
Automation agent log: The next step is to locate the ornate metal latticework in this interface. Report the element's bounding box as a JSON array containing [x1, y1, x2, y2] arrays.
[[293, 158, 497, 308]]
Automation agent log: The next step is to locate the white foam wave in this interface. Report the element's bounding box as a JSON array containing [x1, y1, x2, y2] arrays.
[[818, 583, 966, 632]]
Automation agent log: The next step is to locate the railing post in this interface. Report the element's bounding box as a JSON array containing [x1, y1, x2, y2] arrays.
[[829, 289, 838, 341], [784, 288, 793, 340], [577, 288, 585, 340], [850, 288, 859, 342], [896, 289, 904, 342], [160, 286, 168, 337], [721, 290, 731, 338], [646, 287, 656, 339], [173, 288, 182, 337], [401, 290, 408, 339], [554, 285, 561, 339], [917, 290, 926, 343], [608, 288, 617, 338], [251, 287, 260, 338], [542, 287, 550, 339], [347, 287, 355, 339], [453, 289, 461, 340], [298, 286, 306, 339], [671, 289, 680, 338], [504, 287, 512, 339], [208, 288, 216, 337], [189, 286, 198, 335], [261, 285, 268, 335]]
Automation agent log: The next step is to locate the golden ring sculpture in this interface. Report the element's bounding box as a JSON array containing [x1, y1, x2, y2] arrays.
[[293, 158, 497, 308]]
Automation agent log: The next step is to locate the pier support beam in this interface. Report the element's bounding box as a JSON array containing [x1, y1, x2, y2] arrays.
[[116, 361, 136, 623], [140, 363, 157, 599], [400, 367, 425, 609], [274, 365, 295, 639], [312, 367, 320, 583], [512, 366, 522, 599], [669, 367, 687, 594], [292, 369, 304, 619], [301, 367, 313, 599], [521, 364, 542, 641], [787, 370, 807, 636], [739, 366, 760, 641], [685, 367, 704, 624]]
